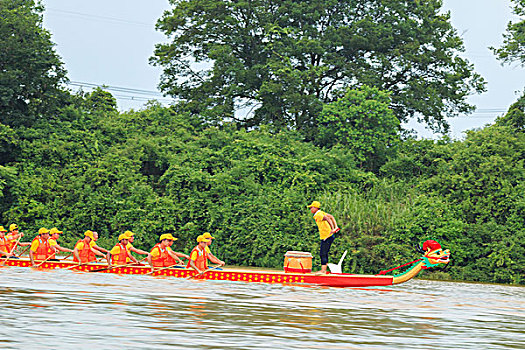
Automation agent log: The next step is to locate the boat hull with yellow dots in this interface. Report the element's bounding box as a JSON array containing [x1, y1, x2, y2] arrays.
[[1, 243, 450, 288]]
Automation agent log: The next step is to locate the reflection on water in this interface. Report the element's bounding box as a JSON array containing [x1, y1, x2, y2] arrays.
[[0, 267, 523, 349]]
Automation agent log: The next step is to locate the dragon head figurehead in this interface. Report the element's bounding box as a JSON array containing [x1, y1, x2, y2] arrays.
[[421, 240, 450, 269]]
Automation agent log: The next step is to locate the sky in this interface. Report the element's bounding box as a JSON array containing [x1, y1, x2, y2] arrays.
[[41, 0, 525, 139]]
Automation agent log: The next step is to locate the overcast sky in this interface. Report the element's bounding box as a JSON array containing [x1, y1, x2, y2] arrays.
[[41, 0, 525, 138]]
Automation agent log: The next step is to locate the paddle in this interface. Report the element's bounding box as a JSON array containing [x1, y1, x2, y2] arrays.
[[147, 263, 186, 275], [186, 264, 222, 280], [0, 235, 23, 266], [89, 257, 148, 273], [17, 246, 31, 258], [33, 254, 58, 268]]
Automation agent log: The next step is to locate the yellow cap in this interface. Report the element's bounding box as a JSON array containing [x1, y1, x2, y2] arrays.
[[307, 201, 321, 208], [49, 227, 63, 235], [203, 232, 215, 239], [38, 227, 50, 235], [197, 235, 211, 243], [159, 233, 177, 241], [124, 230, 134, 237], [0, 226, 6, 232], [9, 224, 18, 231], [118, 233, 129, 241], [84, 230, 94, 239]]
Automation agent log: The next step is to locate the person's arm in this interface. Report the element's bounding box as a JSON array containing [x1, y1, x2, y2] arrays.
[[207, 252, 225, 266], [0, 248, 11, 256], [55, 244, 74, 253], [90, 247, 106, 258], [173, 251, 190, 260], [18, 242, 31, 247], [167, 250, 184, 265], [93, 244, 109, 254], [130, 246, 149, 255], [29, 250, 35, 266], [323, 213, 338, 232], [188, 259, 201, 273], [73, 247, 81, 264], [147, 254, 154, 272], [126, 250, 139, 264]]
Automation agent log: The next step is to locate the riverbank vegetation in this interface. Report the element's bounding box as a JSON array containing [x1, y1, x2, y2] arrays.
[[1, 0, 523, 284]]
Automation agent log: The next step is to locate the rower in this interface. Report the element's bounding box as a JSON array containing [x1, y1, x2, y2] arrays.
[[29, 228, 52, 266], [187, 235, 212, 274], [147, 234, 188, 272], [90, 231, 111, 256], [48, 227, 74, 260], [202, 232, 225, 267], [6, 223, 31, 254], [0, 226, 13, 258], [73, 230, 108, 264], [109, 233, 138, 267], [123, 231, 151, 263]]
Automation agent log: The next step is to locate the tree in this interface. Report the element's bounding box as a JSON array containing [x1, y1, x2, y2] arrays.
[[316, 85, 400, 171], [152, 0, 485, 137], [492, 0, 525, 65], [496, 91, 525, 132], [0, 0, 68, 127]]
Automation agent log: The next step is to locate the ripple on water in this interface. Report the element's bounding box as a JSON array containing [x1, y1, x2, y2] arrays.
[[0, 267, 524, 349]]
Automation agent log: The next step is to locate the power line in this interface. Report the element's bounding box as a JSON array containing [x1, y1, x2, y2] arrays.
[[65, 81, 176, 104], [45, 7, 153, 27]]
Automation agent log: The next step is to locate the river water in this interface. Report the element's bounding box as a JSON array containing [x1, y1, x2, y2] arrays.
[[0, 267, 523, 349]]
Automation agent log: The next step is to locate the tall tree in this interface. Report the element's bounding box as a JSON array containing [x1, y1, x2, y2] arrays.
[[0, 0, 67, 127], [492, 0, 525, 65], [152, 0, 485, 137]]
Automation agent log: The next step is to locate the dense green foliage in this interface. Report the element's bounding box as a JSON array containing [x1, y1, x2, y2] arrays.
[[0, 0, 68, 127], [493, 0, 525, 65], [1, 0, 523, 286], [152, 0, 485, 135]]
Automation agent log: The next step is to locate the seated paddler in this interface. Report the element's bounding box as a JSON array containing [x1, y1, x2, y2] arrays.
[[202, 232, 225, 267], [187, 234, 213, 274], [123, 231, 151, 264], [29, 227, 52, 266], [48, 227, 74, 260], [0, 226, 14, 258], [73, 230, 108, 264], [109, 233, 139, 267], [147, 234, 188, 272]]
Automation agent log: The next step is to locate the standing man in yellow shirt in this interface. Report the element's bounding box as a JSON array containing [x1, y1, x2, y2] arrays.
[[202, 232, 225, 267], [307, 201, 340, 275]]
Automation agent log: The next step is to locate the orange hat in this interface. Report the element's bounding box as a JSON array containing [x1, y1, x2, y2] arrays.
[[0, 226, 6, 232], [84, 230, 94, 239], [197, 235, 211, 243], [9, 224, 18, 231], [49, 227, 63, 235], [307, 201, 321, 208], [203, 232, 215, 239], [38, 227, 50, 235], [159, 233, 177, 241]]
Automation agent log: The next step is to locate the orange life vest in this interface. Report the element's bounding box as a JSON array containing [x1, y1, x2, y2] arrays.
[[111, 243, 128, 265], [186, 245, 208, 270], [32, 236, 51, 261], [150, 243, 169, 267], [0, 236, 10, 255], [74, 238, 95, 263], [6, 233, 17, 252]]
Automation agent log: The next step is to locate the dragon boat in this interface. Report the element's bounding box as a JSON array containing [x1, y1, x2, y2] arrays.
[[1, 243, 450, 288]]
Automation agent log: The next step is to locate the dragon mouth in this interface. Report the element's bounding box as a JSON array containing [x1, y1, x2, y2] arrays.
[[437, 255, 450, 263]]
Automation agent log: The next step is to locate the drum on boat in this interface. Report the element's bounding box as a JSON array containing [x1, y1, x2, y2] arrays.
[[283, 251, 312, 273]]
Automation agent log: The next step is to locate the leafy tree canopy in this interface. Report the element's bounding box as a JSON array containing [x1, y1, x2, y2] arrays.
[[316, 85, 400, 172], [492, 0, 525, 65], [152, 0, 485, 136], [0, 0, 68, 127]]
